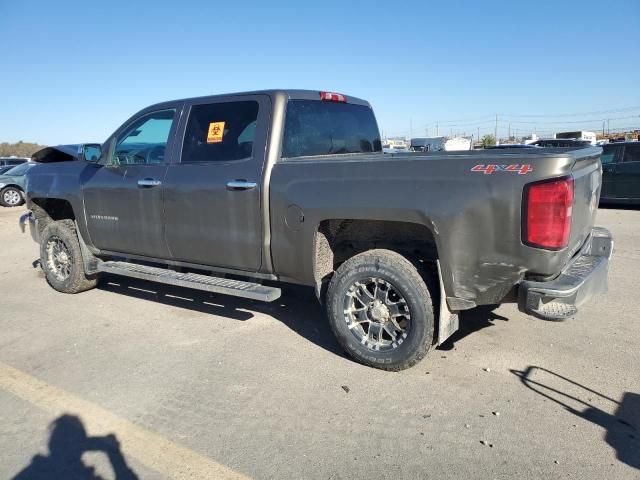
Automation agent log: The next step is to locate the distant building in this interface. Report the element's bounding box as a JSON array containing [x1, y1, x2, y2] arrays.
[[555, 131, 597, 145], [410, 136, 472, 152]]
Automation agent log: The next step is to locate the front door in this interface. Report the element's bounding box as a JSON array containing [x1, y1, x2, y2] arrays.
[[614, 143, 640, 200], [82, 108, 179, 258], [600, 144, 623, 199], [163, 95, 270, 271]]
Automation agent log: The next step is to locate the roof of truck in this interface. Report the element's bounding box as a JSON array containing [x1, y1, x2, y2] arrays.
[[147, 89, 371, 111]]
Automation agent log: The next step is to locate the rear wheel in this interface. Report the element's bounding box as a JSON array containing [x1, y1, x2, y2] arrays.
[[326, 249, 434, 371], [0, 187, 24, 207], [40, 220, 98, 293]]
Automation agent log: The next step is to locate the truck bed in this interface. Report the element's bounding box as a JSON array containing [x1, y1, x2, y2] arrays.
[[269, 147, 602, 307]]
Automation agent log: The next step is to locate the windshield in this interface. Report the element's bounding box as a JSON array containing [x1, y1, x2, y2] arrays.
[[3, 162, 34, 176]]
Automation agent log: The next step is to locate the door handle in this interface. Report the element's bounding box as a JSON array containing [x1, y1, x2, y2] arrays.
[[138, 178, 162, 187], [226, 180, 257, 191]]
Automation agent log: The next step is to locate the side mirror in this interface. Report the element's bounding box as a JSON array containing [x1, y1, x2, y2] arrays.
[[81, 144, 102, 163]]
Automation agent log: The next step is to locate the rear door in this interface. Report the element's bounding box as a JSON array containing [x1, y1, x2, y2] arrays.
[[82, 107, 180, 258], [600, 143, 623, 199], [613, 143, 640, 200], [163, 95, 270, 271]]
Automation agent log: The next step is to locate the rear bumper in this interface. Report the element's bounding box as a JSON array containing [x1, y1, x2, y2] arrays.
[[518, 227, 613, 320], [19, 211, 39, 243]]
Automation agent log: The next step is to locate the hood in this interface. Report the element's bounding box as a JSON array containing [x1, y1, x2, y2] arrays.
[[32, 144, 82, 163]]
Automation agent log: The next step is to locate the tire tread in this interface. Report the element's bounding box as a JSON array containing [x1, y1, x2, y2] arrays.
[[40, 219, 97, 294], [327, 249, 434, 371]]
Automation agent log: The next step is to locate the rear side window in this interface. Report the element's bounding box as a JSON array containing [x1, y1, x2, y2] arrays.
[[601, 145, 622, 165], [181, 101, 259, 163], [623, 144, 640, 163], [282, 100, 382, 158]]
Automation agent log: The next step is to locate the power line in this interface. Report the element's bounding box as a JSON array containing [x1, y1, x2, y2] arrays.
[[416, 106, 640, 131], [498, 105, 640, 118], [505, 115, 639, 125]]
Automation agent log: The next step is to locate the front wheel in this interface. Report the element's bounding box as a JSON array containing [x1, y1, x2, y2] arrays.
[[40, 219, 98, 293], [326, 249, 434, 371], [0, 187, 24, 207]]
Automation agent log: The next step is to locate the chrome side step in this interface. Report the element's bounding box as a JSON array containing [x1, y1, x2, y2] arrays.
[[97, 261, 281, 302]]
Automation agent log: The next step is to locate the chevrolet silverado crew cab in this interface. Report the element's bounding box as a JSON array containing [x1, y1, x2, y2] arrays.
[[21, 90, 613, 371]]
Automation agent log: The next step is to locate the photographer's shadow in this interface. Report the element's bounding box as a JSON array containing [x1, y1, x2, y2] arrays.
[[12, 414, 138, 480]]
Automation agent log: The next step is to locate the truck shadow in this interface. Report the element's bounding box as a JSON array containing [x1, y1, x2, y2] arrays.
[[97, 275, 346, 358], [98, 275, 509, 358], [511, 366, 639, 470], [12, 414, 138, 479], [437, 304, 509, 351]]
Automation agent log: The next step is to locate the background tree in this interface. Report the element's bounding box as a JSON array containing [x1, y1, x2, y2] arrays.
[[481, 134, 496, 148], [0, 141, 47, 157]]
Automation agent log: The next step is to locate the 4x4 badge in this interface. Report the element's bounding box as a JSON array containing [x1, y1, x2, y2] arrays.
[[471, 164, 532, 175]]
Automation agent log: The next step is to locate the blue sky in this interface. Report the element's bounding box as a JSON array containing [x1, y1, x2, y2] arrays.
[[1, 0, 639, 144]]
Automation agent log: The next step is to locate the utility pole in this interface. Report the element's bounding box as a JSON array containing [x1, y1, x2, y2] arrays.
[[494, 114, 498, 143], [436, 122, 439, 136], [477, 127, 480, 141], [508, 123, 511, 140], [607, 118, 610, 135], [602, 120, 605, 137], [410, 118, 413, 139], [425, 128, 429, 137]]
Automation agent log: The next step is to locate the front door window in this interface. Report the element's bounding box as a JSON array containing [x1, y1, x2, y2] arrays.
[[112, 110, 176, 166]]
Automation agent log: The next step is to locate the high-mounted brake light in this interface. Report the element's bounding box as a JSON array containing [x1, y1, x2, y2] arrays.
[[320, 91, 347, 103], [523, 176, 574, 250]]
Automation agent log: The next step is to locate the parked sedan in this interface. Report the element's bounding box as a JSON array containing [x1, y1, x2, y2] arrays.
[[486, 144, 538, 149], [0, 162, 37, 207], [530, 139, 592, 147], [600, 142, 640, 204], [0, 157, 29, 167]]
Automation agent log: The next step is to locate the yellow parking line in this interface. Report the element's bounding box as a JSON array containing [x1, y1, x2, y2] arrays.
[[0, 361, 250, 480]]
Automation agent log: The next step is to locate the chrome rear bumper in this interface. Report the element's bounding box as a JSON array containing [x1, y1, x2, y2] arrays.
[[518, 227, 613, 321]]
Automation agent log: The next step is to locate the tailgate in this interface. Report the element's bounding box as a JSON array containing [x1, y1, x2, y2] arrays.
[[567, 147, 602, 256]]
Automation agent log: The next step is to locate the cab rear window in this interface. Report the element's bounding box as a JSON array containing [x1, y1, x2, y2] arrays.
[[282, 100, 381, 158]]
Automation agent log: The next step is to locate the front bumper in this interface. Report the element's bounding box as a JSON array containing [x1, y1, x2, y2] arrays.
[[518, 227, 613, 321], [19, 211, 39, 243]]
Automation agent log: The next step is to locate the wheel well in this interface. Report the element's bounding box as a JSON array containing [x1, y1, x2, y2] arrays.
[[0, 184, 22, 191], [314, 219, 439, 286], [30, 198, 75, 233]]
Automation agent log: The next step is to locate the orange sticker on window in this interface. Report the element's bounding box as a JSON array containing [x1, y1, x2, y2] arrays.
[[207, 121, 225, 143]]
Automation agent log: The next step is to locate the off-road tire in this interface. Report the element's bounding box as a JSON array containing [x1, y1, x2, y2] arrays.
[[0, 186, 24, 207], [40, 219, 98, 293], [326, 249, 434, 371]]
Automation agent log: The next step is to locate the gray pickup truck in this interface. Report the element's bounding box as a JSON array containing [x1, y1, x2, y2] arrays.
[[21, 89, 613, 370]]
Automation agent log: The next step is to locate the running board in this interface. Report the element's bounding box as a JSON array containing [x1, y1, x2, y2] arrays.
[[97, 261, 281, 302]]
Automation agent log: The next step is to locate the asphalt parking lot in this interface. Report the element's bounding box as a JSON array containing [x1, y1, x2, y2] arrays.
[[0, 205, 638, 479]]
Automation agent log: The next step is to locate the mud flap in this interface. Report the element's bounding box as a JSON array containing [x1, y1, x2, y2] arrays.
[[74, 221, 102, 275], [436, 260, 459, 345]]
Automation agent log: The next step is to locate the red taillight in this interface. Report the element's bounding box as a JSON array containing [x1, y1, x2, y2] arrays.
[[524, 177, 574, 250], [320, 91, 347, 103]]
